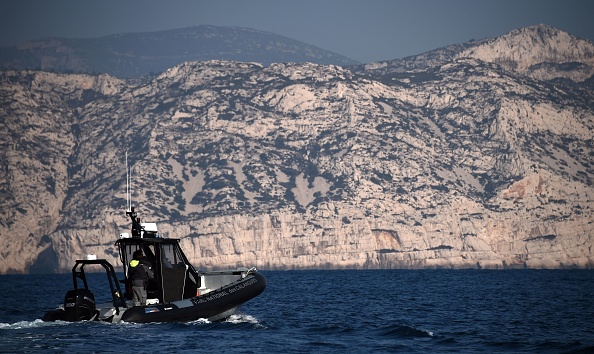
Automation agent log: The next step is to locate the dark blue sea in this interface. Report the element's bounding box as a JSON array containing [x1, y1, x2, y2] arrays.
[[1, 270, 593, 353]]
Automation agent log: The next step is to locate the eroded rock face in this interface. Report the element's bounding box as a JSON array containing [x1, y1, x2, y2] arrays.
[[1, 26, 593, 273], [457, 25, 594, 82], [361, 25, 594, 85]]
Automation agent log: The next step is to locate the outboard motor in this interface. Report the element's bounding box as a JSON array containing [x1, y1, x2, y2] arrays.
[[63, 288, 96, 321]]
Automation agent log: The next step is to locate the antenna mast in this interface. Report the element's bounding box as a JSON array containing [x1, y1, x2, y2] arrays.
[[126, 151, 131, 212]]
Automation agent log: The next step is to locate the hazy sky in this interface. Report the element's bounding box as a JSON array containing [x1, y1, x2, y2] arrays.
[[1, 0, 593, 63]]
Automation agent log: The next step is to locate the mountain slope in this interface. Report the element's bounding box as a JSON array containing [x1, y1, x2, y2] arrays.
[[361, 25, 594, 85], [457, 24, 594, 82], [1, 26, 593, 273], [0, 26, 359, 78]]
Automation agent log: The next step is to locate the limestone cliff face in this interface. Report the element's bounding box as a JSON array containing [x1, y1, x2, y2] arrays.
[[362, 25, 594, 86], [0, 71, 125, 273], [458, 25, 594, 82], [1, 26, 593, 273]]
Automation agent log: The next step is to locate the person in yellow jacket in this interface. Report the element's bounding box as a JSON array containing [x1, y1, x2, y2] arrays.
[[128, 250, 154, 306]]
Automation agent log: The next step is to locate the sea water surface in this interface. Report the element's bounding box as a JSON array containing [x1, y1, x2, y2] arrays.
[[1, 269, 593, 353]]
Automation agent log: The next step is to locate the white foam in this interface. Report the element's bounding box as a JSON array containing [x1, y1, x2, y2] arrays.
[[225, 313, 260, 325], [0, 319, 68, 330], [186, 318, 211, 325]]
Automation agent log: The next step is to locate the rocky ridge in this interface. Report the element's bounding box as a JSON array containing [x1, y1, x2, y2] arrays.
[[362, 25, 594, 85], [458, 25, 594, 82], [1, 26, 593, 273]]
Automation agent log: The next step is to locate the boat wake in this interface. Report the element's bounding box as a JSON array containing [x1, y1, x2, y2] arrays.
[[225, 313, 261, 325], [0, 319, 68, 330], [182, 313, 265, 330], [1, 313, 263, 331], [183, 313, 263, 326]]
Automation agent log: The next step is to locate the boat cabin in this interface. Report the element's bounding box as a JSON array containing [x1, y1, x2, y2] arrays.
[[116, 208, 201, 303]]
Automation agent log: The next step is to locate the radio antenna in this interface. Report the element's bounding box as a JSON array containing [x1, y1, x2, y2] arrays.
[[126, 151, 131, 212]]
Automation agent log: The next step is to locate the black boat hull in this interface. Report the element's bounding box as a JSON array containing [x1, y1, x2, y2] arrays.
[[123, 271, 265, 323], [43, 271, 266, 323]]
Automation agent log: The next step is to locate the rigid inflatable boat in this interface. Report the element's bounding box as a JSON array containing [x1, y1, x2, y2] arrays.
[[43, 207, 266, 323]]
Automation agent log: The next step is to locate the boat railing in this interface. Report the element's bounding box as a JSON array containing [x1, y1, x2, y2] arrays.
[[72, 259, 128, 315]]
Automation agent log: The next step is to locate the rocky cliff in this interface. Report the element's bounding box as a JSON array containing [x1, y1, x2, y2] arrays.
[[458, 25, 594, 82], [1, 25, 593, 273], [361, 25, 594, 85]]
